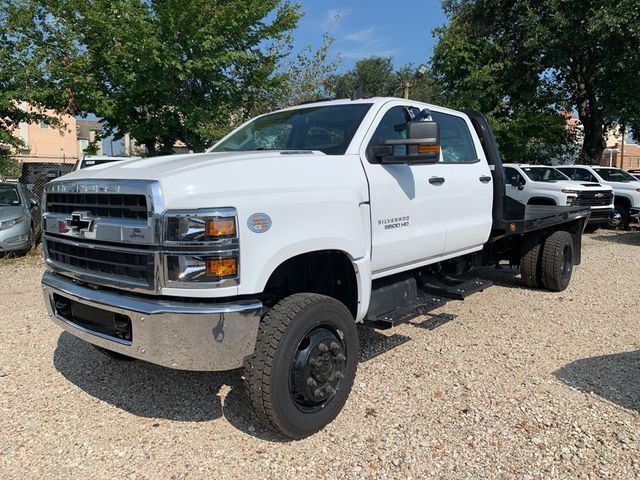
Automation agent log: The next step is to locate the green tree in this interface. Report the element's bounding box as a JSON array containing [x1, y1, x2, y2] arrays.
[[326, 56, 444, 104], [433, 0, 640, 164], [0, 154, 21, 179], [5, 0, 301, 154], [278, 33, 340, 106], [328, 56, 399, 98], [0, 0, 71, 149]]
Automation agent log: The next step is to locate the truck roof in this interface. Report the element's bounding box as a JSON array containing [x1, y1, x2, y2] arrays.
[[277, 97, 466, 118]]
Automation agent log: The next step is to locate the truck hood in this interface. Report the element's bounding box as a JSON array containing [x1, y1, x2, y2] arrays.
[[562, 181, 613, 192], [52, 150, 369, 210], [58, 151, 304, 181], [605, 180, 640, 192]]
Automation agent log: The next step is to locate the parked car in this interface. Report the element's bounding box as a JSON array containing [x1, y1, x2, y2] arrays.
[[74, 155, 140, 171], [503, 164, 616, 226], [556, 165, 640, 229], [0, 182, 41, 255], [628, 169, 640, 181]]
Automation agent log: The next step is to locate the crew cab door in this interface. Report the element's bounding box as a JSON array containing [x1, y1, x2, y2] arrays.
[[359, 103, 448, 276], [430, 111, 493, 255], [504, 167, 528, 203]]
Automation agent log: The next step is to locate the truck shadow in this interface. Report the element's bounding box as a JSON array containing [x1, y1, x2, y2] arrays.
[[554, 349, 640, 412], [357, 326, 411, 362], [53, 332, 289, 442], [590, 231, 640, 246], [474, 265, 529, 290]]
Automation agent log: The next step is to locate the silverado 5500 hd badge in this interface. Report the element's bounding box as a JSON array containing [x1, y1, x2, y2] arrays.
[[378, 216, 410, 230]]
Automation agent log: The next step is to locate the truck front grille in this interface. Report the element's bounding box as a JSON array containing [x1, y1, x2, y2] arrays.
[[46, 239, 153, 285], [46, 193, 148, 220], [575, 191, 613, 207]]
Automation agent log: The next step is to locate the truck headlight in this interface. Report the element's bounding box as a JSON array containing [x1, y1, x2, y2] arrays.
[[167, 255, 238, 283], [566, 196, 577, 206], [0, 215, 26, 231], [165, 209, 237, 243]]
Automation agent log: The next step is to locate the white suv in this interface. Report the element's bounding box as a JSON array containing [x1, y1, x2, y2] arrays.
[[556, 166, 640, 229], [504, 164, 615, 226]]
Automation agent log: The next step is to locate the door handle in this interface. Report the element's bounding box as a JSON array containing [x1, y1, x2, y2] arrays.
[[429, 176, 445, 185], [479, 175, 492, 183]]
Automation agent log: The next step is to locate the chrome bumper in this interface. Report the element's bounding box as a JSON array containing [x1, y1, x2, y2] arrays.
[[42, 271, 263, 371]]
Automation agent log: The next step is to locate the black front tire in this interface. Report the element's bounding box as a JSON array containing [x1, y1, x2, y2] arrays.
[[614, 204, 630, 230], [541, 231, 574, 292], [245, 293, 359, 439], [20, 226, 36, 255]]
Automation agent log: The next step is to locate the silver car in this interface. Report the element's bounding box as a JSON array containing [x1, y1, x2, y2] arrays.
[[0, 182, 41, 255]]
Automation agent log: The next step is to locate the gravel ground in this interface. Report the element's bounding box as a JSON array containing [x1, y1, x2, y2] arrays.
[[1, 230, 639, 479]]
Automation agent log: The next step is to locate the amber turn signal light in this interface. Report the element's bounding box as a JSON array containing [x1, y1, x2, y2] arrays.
[[206, 217, 236, 238], [417, 144, 440, 155], [206, 258, 237, 278]]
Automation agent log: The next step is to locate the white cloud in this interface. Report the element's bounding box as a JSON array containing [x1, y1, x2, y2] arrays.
[[340, 48, 397, 60], [345, 26, 376, 44]]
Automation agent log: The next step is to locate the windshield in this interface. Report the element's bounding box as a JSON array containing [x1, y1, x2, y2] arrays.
[[0, 185, 22, 206], [521, 167, 569, 182], [593, 168, 637, 182], [81, 158, 124, 169], [211, 104, 372, 155]]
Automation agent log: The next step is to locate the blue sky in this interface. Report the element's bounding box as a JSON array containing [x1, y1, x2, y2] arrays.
[[291, 1, 448, 71]]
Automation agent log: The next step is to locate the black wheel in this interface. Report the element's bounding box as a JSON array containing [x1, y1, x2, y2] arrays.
[[20, 226, 36, 255], [93, 345, 136, 361], [520, 234, 544, 288], [614, 204, 630, 230], [541, 231, 574, 292], [245, 293, 358, 439]]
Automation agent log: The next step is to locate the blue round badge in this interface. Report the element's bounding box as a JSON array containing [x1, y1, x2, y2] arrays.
[[247, 213, 272, 233]]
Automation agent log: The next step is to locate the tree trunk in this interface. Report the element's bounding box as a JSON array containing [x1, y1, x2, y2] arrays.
[[575, 64, 605, 165], [144, 139, 157, 156]]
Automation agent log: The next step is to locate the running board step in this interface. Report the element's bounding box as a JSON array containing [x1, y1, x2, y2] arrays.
[[420, 276, 493, 300], [370, 294, 446, 329]]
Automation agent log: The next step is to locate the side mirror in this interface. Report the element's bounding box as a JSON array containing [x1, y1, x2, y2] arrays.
[[517, 181, 525, 191], [29, 198, 39, 209], [374, 120, 440, 164]]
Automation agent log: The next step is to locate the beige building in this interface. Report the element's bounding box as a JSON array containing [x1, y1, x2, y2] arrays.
[[13, 106, 79, 163]]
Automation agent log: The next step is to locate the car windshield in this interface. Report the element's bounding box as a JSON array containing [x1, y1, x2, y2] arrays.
[[521, 167, 568, 182], [593, 168, 637, 182], [0, 185, 22, 206], [81, 159, 124, 169], [211, 104, 372, 155]]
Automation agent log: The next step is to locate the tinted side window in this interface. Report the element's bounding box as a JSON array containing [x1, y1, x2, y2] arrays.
[[573, 168, 598, 182], [504, 167, 524, 185], [430, 112, 477, 163], [367, 106, 411, 162]]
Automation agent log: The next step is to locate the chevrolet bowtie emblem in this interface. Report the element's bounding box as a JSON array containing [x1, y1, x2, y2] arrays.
[[65, 211, 96, 235], [594, 193, 604, 198]]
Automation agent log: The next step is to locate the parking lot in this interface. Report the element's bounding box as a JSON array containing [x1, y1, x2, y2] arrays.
[[1, 230, 639, 479]]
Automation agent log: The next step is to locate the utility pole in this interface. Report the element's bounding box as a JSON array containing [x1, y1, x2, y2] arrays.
[[402, 81, 412, 100], [620, 124, 626, 170]]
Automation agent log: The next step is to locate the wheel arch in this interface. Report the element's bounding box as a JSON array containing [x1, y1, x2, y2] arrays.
[[614, 195, 631, 207], [260, 249, 370, 321]]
